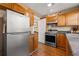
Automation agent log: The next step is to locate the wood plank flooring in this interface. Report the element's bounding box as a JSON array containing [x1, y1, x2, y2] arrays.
[[32, 43, 71, 56]]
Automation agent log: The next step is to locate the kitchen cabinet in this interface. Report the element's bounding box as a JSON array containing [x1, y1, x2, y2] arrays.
[[13, 4, 25, 14], [56, 34, 67, 50], [57, 14, 66, 26], [56, 33, 72, 55], [29, 33, 38, 53], [33, 32, 38, 50], [66, 12, 78, 25], [65, 8, 79, 26], [0, 3, 13, 9], [57, 11, 79, 26], [29, 34, 34, 53], [46, 16, 57, 23], [46, 7, 79, 26], [0, 3, 25, 14]]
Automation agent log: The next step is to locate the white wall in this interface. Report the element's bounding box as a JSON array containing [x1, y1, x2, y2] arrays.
[[38, 18, 46, 43]]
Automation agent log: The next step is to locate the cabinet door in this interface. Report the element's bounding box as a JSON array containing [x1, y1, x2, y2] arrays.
[[46, 16, 57, 23], [66, 12, 78, 25], [56, 34, 73, 55], [29, 35, 34, 53], [0, 3, 14, 9], [57, 15, 66, 26], [0, 3, 25, 14], [13, 4, 25, 14], [56, 34, 67, 50], [34, 33, 38, 50]]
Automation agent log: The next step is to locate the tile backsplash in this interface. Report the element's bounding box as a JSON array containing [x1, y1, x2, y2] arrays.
[[48, 26, 71, 31]]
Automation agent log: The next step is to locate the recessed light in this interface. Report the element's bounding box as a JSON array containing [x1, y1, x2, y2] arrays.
[[48, 3, 52, 7]]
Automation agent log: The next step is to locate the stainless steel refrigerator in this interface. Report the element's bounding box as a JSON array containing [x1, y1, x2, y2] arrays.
[[6, 10, 30, 56]]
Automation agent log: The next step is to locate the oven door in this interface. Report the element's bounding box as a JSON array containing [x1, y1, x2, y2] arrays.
[[45, 35, 56, 47]]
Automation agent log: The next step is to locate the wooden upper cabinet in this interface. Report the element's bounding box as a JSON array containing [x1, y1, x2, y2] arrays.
[[57, 14, 66, 26], [46, 16, 57, 23], [0, 3, 13, 9], [13, 4, 25, 14], [65, 8, 79, 26], [57, 8, 79, 26], [66, 12, 78, 26], [0, 3, 25, 14]]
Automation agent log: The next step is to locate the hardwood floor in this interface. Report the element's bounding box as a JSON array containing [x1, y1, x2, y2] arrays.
[[32, 43, 71, 56]]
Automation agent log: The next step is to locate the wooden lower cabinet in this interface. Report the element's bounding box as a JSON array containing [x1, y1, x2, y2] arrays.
[[29, 35, 34, 53], [33, 32, 38, 50], [29, 33, 38, 53], [56, 34, 67, 50], [56, 34, 72, 55]]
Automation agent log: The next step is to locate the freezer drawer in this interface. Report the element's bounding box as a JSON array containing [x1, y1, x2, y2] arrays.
[[7, 32, 30, 56]]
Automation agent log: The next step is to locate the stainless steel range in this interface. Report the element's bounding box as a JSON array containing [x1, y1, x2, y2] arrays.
[[45, 31, 57, 47]]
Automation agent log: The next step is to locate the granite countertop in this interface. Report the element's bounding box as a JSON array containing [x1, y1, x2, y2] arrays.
[[66, 33, 79, 56]]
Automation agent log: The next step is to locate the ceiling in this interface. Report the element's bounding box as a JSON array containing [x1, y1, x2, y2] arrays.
[[21, 3, 79, 18]]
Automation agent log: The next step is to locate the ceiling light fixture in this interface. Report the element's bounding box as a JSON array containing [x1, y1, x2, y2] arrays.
[[48, 3, 52, 7], [47, 3, 55, 7]]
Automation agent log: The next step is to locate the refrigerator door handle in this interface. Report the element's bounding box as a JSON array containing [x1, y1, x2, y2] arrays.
[[7, 32, 30, 35]]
